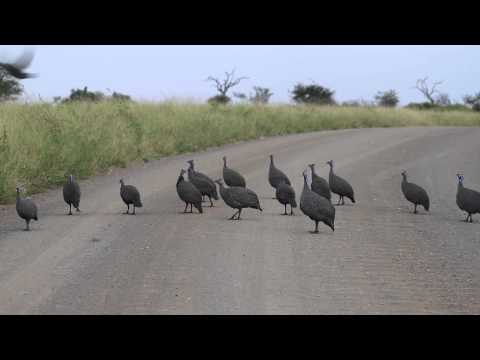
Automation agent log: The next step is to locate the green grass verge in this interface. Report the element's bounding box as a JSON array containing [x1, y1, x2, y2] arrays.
[[1, 101, 479, 203]]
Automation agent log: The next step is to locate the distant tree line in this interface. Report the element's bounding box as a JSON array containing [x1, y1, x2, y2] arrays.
[[0, 66, 479, 112]]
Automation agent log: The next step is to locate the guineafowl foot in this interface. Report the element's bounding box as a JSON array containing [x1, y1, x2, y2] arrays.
[[281, 213, 288, 216], [68, 212, 72, 215]]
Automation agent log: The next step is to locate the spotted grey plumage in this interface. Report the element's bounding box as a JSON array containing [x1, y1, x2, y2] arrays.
[[177, 169, 203, 214], [119, 179, 143, 215], [276, 181, 297, 215], [401, 170, 430, 214], [187, 160, 218, 207], [222, 156, 246, 187], [309, 163, 331, 202], [63, 174, 81, 215], [215, 179, 262, 220], [456, 173, 480, 222], [268, 154, 291, 198], [327, 160, 355, 205], [16, 187, 38, 231], [300, 170, 335, 233]]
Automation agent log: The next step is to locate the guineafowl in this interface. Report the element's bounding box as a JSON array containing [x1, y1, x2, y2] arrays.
[[276, 181, 297, 215], [215, 179, 262, 220], [176, 169, 203, 214], [327, 160, 355, 205], [0, 49, 37, 79], [268, 154, 291, 198], [187, 160, 218, 207], [63, 174, 81, 215], [222, 156, 246, 187], [119, 179, 143, 215], [300, 170, 335, 233], [456, 173, 480, 223], [308, 163, 331, 202], [401, 170, 430, 214], [16, 187, 38, 231]]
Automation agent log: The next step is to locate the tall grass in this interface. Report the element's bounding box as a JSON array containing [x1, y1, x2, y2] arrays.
[[1, 101, 479, 203]]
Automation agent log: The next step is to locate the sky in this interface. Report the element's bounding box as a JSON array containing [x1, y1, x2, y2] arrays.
[[1, 45, 479, 105]]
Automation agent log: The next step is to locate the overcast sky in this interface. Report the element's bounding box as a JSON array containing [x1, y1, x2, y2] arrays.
[[1, 45, 478, 105]]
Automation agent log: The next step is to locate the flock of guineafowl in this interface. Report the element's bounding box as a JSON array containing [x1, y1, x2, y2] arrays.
[[3, 49, 480, 232], [13, 155, 480, 233]]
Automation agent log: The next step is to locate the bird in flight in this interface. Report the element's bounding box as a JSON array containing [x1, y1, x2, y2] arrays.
[[0, 48, 37, 79]]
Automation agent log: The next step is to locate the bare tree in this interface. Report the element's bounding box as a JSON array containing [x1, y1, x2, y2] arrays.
[[206, 69, 248, 97], [414, 77, 443, 104]]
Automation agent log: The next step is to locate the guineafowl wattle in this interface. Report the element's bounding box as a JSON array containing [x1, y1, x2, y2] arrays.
[[177, 169, 203, 214], [16, 187, 38, 231], [275, 181, 297, 215], [187, 160, 218, 207], [119, 179, 143, 215], [268, 154, 291, 198], [401, 170, 430, 214], [456, 173, 480, 223], [0, 49, 37, 79], [327, 160, 355, 205], [309, 163, 331, 202], [300, 170, 335, 233], [63, 174, 81, 215], [215, 179, 262, 220], [222, 156, 246, 188]]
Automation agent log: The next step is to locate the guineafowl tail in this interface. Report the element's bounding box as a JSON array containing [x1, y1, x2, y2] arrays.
[[424, 201, 430, 211], [134, 200, 143, 207], [34, 216, 38, 221], [349, 195, 356, 203]]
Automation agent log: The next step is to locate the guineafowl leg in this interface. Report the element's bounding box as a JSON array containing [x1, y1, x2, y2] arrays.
[[183, 203, 188, 213], [25, 220, 30, 231], [341, 196, 345, 205], [309, 221, 319, 234], [132, 206, 136, 215], [337, 196, 341, 205], [76, 207, 80, 212], [413, 204, 417, 214], [469, 214, 473, 223], [229, 210, 239, 220], [124, 204, 130, 214], [290, 205, 294, 216], [209, 196, 214, 207], [68, 204, 72, 215], [190, 203, 194, 213], [237, 209, 242, 220], [282, 204, 288, 215]]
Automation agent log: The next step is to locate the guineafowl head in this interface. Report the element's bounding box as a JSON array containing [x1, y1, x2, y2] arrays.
[[401, 170, 407, 180], [269, 154, 274, 163], [457, 173, 464, 184], [180, 169, 186, 176], [326, 160, 333, 168], [119, 178, 124, 185], [222, 156, 227, 166], [187, 160, 194, 169]]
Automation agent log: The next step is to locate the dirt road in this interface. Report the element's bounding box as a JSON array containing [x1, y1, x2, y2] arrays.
[[1, 127, 479, 314]]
